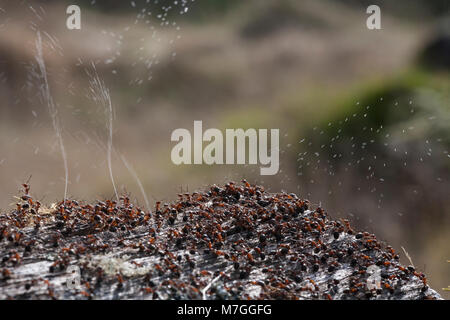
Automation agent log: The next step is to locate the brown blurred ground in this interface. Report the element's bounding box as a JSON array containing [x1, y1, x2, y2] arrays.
[[0, 0, 448, 297]]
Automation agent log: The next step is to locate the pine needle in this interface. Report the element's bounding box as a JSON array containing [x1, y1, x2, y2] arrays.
[[401, 246, 415, 268]]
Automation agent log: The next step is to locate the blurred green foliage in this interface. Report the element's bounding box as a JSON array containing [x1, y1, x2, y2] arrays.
[[294, 68, 450, 187], [300, 69, 449, 152]]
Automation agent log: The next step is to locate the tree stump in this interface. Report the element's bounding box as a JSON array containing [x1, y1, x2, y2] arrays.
[[0, 182, 442, 300]]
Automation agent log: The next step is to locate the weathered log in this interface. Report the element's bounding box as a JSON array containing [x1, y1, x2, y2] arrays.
[[0, 182, 442, 300]]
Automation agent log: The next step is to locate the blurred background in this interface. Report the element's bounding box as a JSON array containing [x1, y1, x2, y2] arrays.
[[0, 0, 448, 297]]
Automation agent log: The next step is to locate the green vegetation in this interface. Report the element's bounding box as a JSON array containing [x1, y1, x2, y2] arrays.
[[301, 69, 449, 154]]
